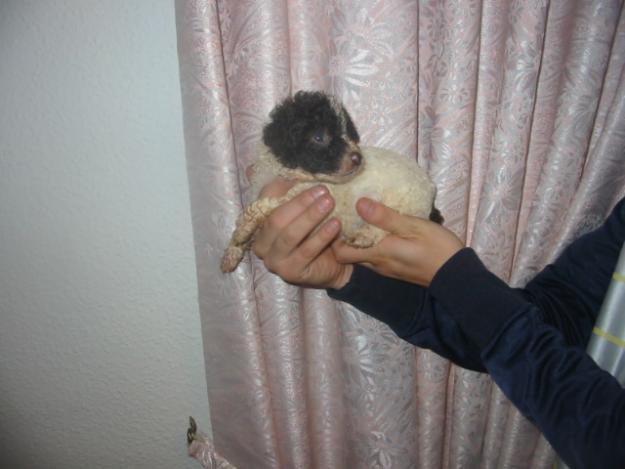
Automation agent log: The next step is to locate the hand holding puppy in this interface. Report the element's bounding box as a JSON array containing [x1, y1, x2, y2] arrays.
[[333, 198, 463, 287], [252, 180, 461, 289], [251, 178, 353, 290]]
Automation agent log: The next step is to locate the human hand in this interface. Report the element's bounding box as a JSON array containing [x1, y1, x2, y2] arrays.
[[333, 198, 463, 287], [251, 176, 353, 289]]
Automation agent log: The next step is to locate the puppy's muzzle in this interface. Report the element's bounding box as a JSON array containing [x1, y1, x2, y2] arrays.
[[338, 142, 364, 179], [350, 151, 363, 167]]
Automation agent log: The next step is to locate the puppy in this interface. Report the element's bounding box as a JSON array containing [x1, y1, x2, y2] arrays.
[[221, 91, 441, 273]]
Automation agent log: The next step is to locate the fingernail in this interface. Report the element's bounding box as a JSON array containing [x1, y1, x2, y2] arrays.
[[359, 198, 374, 218], [318, 196, 333, 213], [324, 218, 340, 233], [311, 185, 328, 199]]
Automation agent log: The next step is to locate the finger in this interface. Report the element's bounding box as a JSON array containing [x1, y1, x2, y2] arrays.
[[272, 194, 335, 255], [258, 177, 297, 199], [268, 184, 328, 220], [332, 239, 377, 264], [356, 198, 424, 236], [294, 217, 341, 263], [255, 185, 329, 250]]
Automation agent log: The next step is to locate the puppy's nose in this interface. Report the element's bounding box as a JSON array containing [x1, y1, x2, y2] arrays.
[[350, 152, 362, 166]]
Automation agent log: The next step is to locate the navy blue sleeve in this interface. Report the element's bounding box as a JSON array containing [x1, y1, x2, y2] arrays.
[[329, 197, 623, 374], [519, 200, 624, 347], [328, 198, 625, 467], [428, 198, 625, 469], [327, 265, 485, 371]]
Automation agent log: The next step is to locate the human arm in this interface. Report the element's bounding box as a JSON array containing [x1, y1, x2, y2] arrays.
[[327, 264, 485, 371], [518, 198, 625, 346], [336, 197, 625, 468], [430, 247, 625, 469], [325, 198, 484, 369]]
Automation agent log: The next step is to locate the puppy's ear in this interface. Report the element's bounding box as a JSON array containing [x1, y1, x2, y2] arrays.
[[342, 106, 360, 143], [263, 95, 304, 156]]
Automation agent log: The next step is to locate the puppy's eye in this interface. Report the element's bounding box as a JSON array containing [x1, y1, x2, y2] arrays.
[[311, 129, 329, 145]]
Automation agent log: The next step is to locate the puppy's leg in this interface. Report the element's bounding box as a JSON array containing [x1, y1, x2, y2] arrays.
[[220, 197, 285, 273]]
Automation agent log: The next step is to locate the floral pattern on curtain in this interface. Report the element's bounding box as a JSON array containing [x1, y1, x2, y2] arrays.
[[175, 1, 625, 468]]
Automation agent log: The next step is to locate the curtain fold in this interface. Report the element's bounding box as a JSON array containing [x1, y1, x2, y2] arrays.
[[512, 0, 625, 286], [176, 1, 625, 467]]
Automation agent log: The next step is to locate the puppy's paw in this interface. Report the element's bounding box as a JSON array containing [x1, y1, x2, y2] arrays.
[[221, 246, 245, 273], [345, 236, 375, 248], [344, 225, 385, 248]]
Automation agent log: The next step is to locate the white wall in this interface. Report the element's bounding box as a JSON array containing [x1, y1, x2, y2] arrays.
[[0, 1, 210, 468]]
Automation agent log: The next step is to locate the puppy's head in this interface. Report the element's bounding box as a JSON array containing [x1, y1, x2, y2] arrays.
[[262, 91, 363, 182]]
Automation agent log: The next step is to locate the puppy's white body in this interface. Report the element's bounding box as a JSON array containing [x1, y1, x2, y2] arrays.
[[220, 144, 436, 272], [252, 144, 434, 244], [328, 146, 435, 244]]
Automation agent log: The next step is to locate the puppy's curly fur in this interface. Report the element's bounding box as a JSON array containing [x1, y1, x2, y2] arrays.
[[221, 91, 441, 273], [263, 91, 361, 174]]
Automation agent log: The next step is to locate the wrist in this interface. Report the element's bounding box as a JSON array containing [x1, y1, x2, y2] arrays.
[[331, 264, 354, 290]]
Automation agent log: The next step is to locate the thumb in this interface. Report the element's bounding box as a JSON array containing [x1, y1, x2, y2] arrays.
[[332, 239, 375, 264], [356, 198, 417, 236], [258, 177, 296, 199]]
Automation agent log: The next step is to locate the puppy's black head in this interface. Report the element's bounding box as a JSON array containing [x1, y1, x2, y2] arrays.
[[262, 91, 363, 178]]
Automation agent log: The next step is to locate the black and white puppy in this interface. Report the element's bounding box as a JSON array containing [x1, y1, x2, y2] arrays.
[[221, 91, 440, 273]]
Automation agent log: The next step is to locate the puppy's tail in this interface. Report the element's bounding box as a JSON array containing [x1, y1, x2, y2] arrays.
[[221, 245, 245, 273]]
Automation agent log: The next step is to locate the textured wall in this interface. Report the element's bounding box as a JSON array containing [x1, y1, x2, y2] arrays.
[[0, 1, 210, 468]]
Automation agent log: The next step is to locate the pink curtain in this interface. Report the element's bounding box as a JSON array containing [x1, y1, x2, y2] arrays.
[[175, 1, 625, 468]]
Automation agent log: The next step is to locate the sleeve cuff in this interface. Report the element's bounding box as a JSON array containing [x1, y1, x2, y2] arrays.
[[327, 264, 365, 302], [327, 264, 424, 335], [429, 248, 528, 349]]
